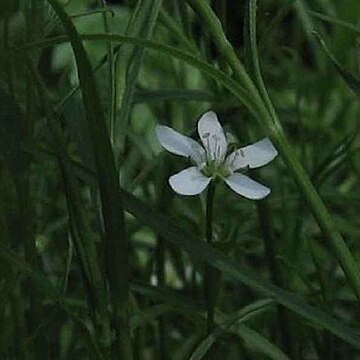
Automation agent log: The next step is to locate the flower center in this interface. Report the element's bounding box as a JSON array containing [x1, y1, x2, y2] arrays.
[[201, 159, 231, 179]]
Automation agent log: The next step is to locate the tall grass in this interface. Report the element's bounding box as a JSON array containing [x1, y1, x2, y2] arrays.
[[1, 0, 360, 358]]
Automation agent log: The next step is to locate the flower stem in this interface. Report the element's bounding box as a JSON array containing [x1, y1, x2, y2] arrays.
[[204, 181, 216, 335]]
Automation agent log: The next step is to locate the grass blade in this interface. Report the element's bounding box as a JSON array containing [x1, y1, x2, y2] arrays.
[[25, 56, 111, 353], [46, 1, 132, 357], [113, 0, 163, 162], [313, 31, 360, 95]]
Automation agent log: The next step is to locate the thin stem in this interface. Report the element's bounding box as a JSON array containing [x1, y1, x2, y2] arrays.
[[257, 200, 298, 358], [155, 157, 170, 360], [204, 182, 216, 335], [156, 236, 169, 359], [98, 0, 116, 144]]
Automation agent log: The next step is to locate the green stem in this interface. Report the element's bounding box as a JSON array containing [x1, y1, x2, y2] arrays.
[[98, 0, 116, 144], [156, 236, 169, 359], [257, 200, 298, 358], [204, 182, 216, 335]]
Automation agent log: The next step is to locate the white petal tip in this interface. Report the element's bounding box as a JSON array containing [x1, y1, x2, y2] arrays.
[[263, 138, 278, 159], [198, 111, 218, 126], [203, 110, 217, 118], [234, 186, 270, 200], [225, 174, 271, 200], [252, 187, 271, 200], [169, 179, 198, 196]]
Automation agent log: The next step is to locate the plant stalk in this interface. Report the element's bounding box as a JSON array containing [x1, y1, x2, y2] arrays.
[[204, 182, 216, 335]]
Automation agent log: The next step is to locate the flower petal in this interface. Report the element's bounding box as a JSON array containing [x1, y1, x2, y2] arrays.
[[197, 111, 227, 162], [224, 173, 270, 199], [225, 138, 278, 171], [156, 125, 205, 164], [169, 167, 211, 195]]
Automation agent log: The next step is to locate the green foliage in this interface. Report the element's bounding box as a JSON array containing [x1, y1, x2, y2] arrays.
[[1, 0, 360, 359]]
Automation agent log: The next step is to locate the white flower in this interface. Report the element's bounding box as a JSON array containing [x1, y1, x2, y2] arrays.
[[156, 111, 278, 199]]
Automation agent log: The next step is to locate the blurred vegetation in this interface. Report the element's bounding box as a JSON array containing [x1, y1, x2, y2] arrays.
[[1, 0, 360, 359]]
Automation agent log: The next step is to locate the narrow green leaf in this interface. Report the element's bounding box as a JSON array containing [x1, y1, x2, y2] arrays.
[[13, 33, 259, 118], [0, 245, 60, 301], [114, 0, 163, 161], [131, 283, 203, 317], [25, 56, 111, 350], [309, 10, 360, 36], [159, 8, 198, 53], [230, 324, 289, 360], [312, 130, 360, 185], [130, 304, 175, 331], [248, 0, 274, 116], [133, 89, 213, 103], [0, 245, 105, 359], [313, 31, 360, 95], [97, 0, 116, 147], [46, 1, 131, 356], [191, 299, 285, 360], [292, 0, 324, 69], [189, 335, 214, 360]]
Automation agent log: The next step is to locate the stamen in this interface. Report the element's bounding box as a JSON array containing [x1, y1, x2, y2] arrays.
[[206, 137, 211, 161], [232, 149, 246, 169], [230, 151, 239, 168], [212, 135, 218, 160], [202, 132, 211, 160], [212, 135, 222, 163]]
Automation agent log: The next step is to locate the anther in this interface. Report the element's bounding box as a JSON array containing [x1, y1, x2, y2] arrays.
[[206, 137, 211, 160]]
